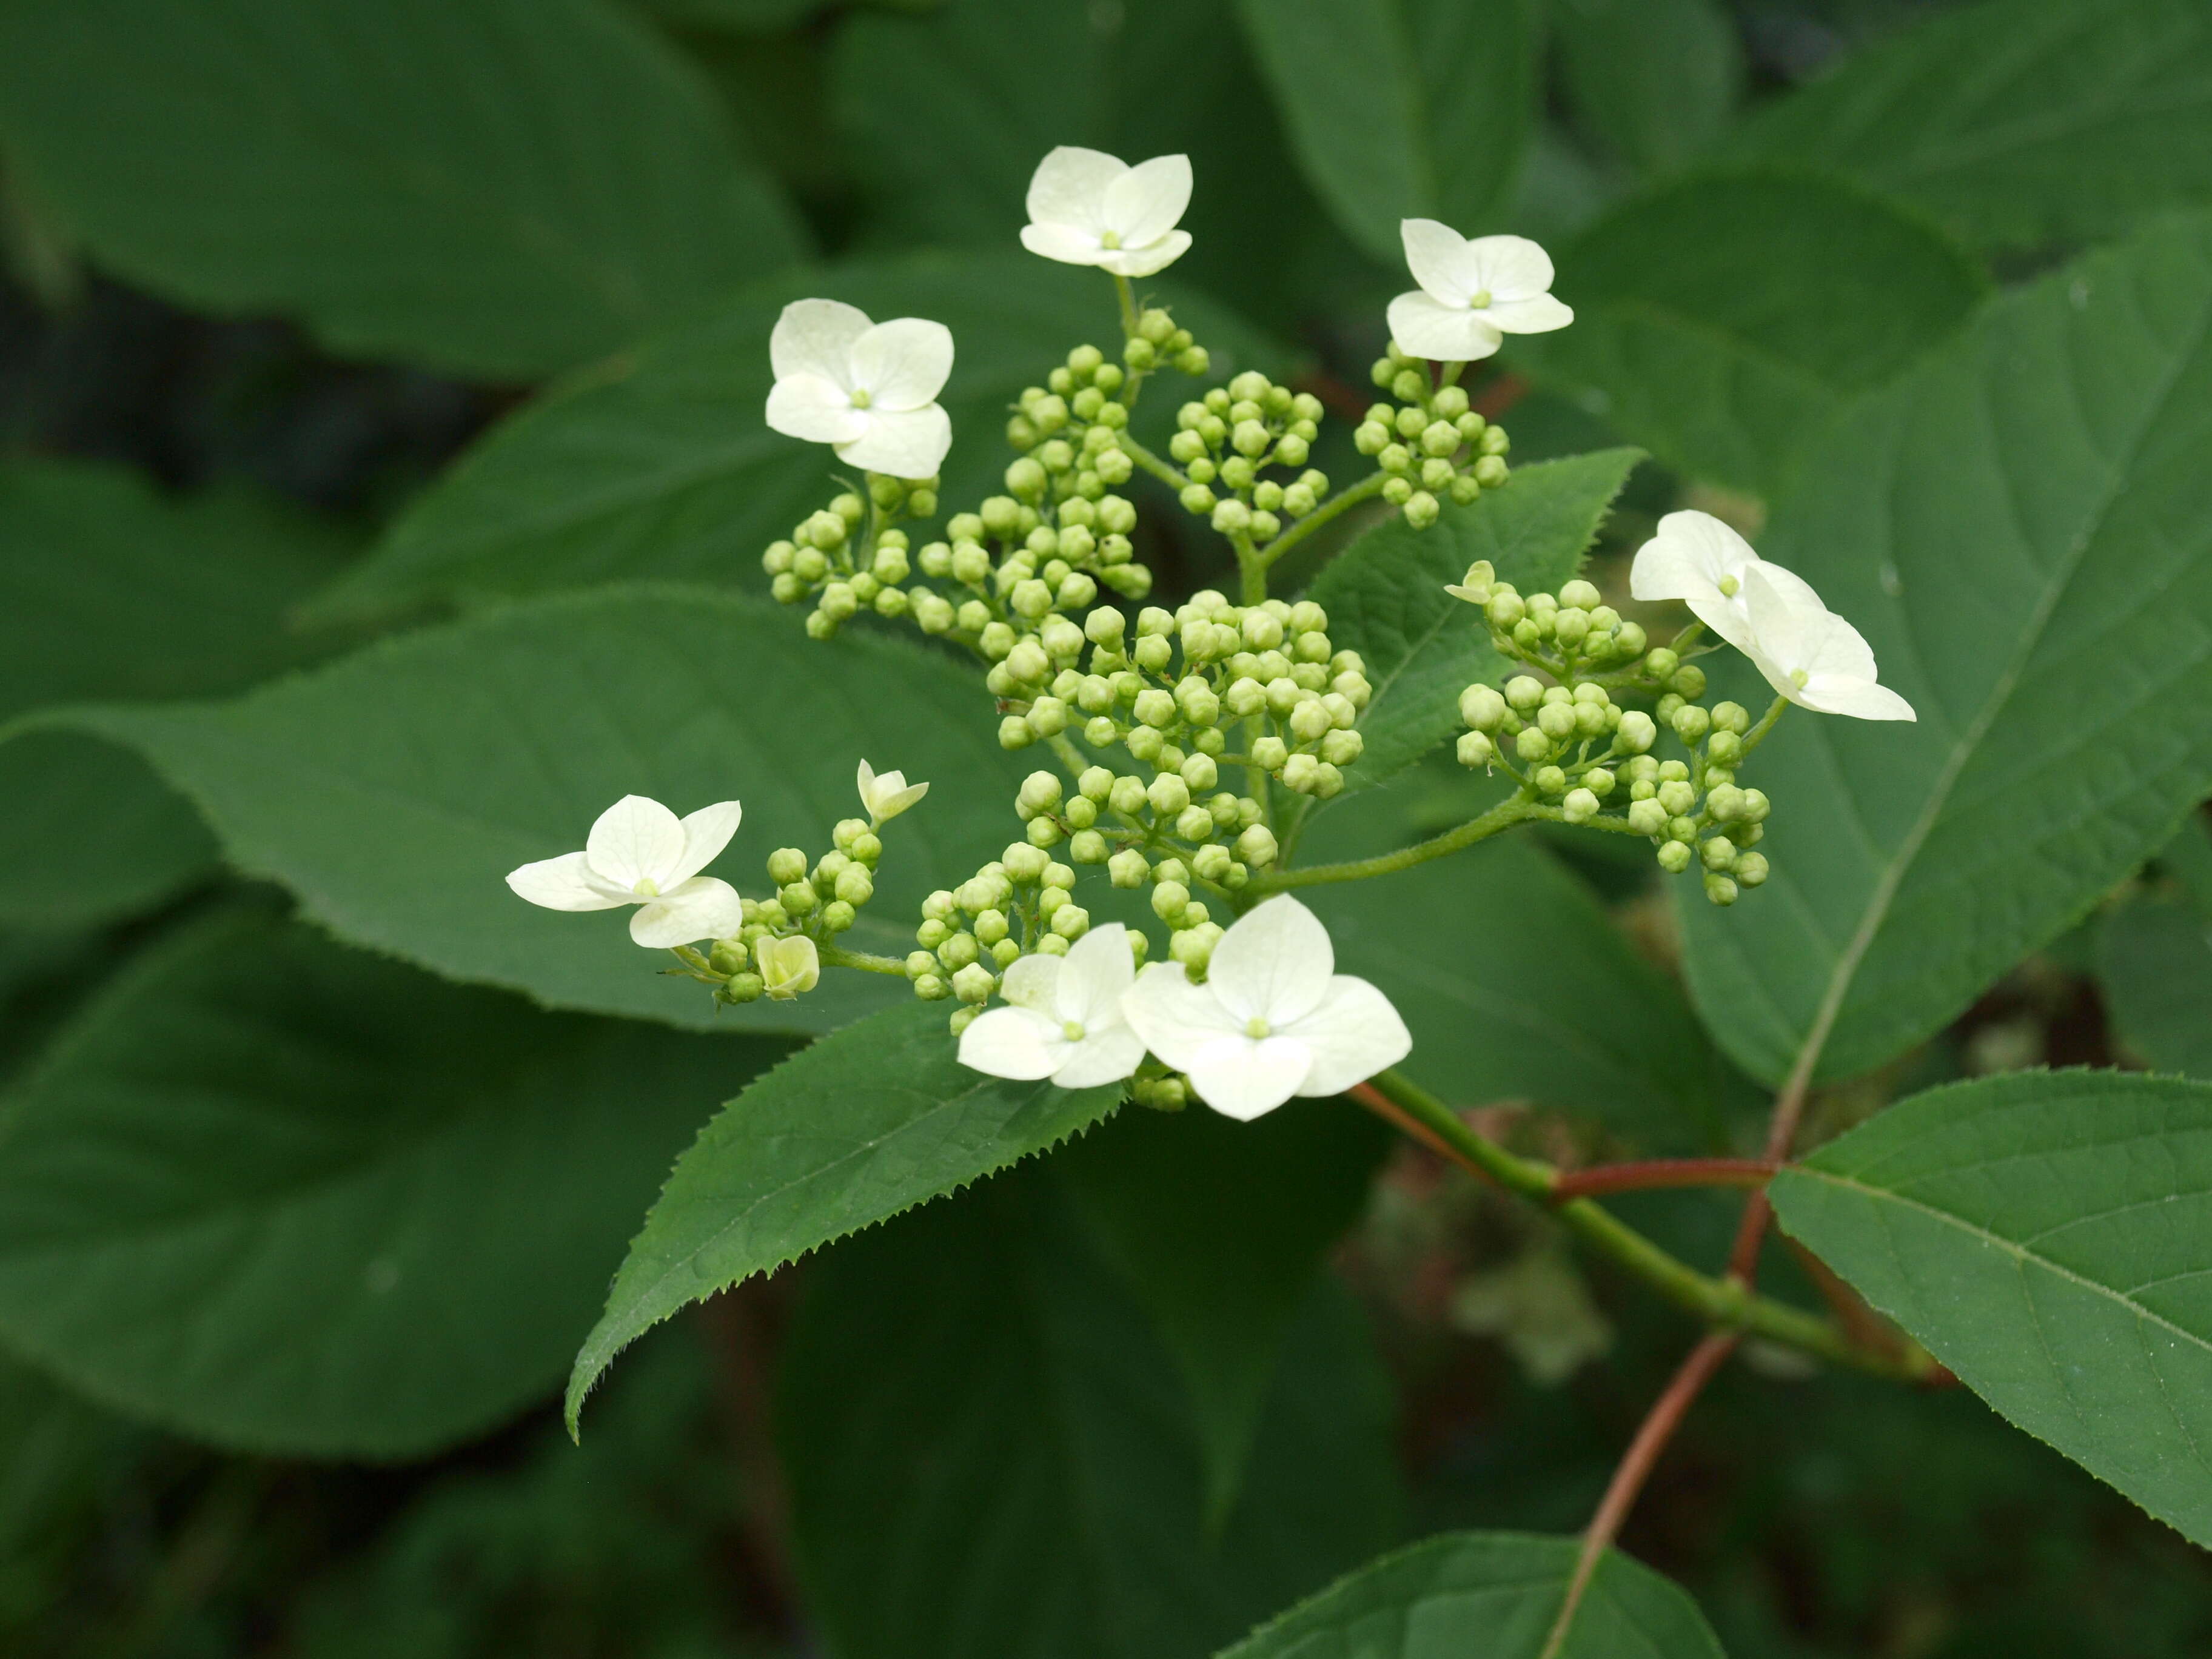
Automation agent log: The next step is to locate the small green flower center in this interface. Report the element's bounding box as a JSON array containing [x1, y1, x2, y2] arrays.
[[632, 878, 660, 898], [1791, 669, 1811, 688], [850, 387, 873, 409], [1245, 1016, 1272, 1040], [1717, 574, 1740, 597], [1101, 230, 1122, 249], [1062, 1020, 1087, 1044], [1469, 289, 1493, 309]]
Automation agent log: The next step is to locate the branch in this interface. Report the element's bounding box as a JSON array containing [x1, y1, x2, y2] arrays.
[[1249, 793, 1537, 892]]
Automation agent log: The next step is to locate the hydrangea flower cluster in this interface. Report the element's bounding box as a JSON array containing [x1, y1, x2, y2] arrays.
[[506, 142, 1910, 1122]]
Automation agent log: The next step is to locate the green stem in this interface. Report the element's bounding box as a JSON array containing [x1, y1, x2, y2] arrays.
[[1117, 434, 1190, 495], [1255, 471, 1388, 571], [1738, 692, 1791, 760], [1112, 272, 1140, 340], [819, 943, 908, 976], [1523, 802, 1652, 837], [1356, 1071, 1938, 1381], [1250, 791, 1537, 892]]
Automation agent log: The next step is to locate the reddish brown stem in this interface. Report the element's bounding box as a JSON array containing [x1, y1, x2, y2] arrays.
[[1549, 1158, 1777, 1201], [1350, 1081, 1486, 1179], [1538, 1331, 1741, 1659]]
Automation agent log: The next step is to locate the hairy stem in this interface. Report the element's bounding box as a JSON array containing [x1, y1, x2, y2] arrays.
[[818, 944, 908, 976], [1250, 793, 1537, 892], [1255, 471, 1389, 571], [1549, 1158, 1778, 1201], [1737, 692, 1791, 762], [1116, 433, 1189, 495], [1537, 1332, 1740, 1659]]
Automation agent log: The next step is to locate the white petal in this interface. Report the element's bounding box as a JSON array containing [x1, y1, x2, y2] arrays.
[[1121, 962, 1244, 1073], [1052, 1026, 1147, 1090], [759, 933, 820, 997], [1187, 1035, 1312, 1122], [671, 800, 742, 886], [1206, 895, 1333, 1026], [1486, 293, 1574, 335], [1020, 221, 1110, 267], [1798, 676, 1917, 721], [766, 373, 870, 447], [959, 1005, 1067, 1081], [1054, 923, 1136, 1030], [585, 794, 686, 891], [629, 877, 746, 948], [999, 951, 1063, 1014], [1103, 154, 1191, 249], [1099, 229, 1191, 278], [835, 404, 951, 480], [1386, 291, 1503, 364], [505, 850, 628, 912], [1026, 145, 1125, 232], [850, 318, 954, 411], [1466, 234, 1556, 302], [1400, 218, 1478, 306], [1280, 976, 1413, 1097], [769, 298, 870, 386], [857, 760, 929, 823]]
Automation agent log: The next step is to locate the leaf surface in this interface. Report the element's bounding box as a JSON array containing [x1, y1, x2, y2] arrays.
[[0, 0, 805, 378], [0, 907, 778, 1456], [1553, 0, 1744, 178], [1215, 1529, 1723, 1658], [40, 587, 1026, 1033], [1771, 1069, 2212, 1546], [1312, 449, 1644, 791], [1677, 213, 2212, 1085], [566, 1001, 1121, 1430], [2097, 899, 2212, 1078]]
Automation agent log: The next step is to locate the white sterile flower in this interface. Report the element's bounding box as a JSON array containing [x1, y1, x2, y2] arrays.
[[1739, 568, 1917, 722], [764, 299, 953, 480], [856, 759, 929, 825], [958, 923, 1145, 1088], [1020, 147, 1193, 278], [1121, 896, 1411, 1122], [1627, 509, 1823, 657], [759, 934, 822, 1000], [1387, 220, 1573, 363], [506, 795, 745, 948]]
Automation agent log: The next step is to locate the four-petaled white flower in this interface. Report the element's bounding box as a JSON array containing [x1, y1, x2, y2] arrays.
[[759, 934, 822, 1000], [765, 299, 953, 480], [857, 759, 929, 825], [1738, 568, 1916, 721], [1630, 511, 1914, 723], [1122, 897, 1410, 1121], [1021, 147, 1193, 278], [958, 923, 1146, 1088], [1387, 220, 1574, 363], [507, 795, 746, 948]]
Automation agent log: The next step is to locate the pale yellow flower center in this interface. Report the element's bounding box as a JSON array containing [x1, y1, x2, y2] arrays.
[[632, 878, 660, 898], [1718, 574, 1740, 597], [1062, 1020, 1087, 1044], [1245, 1016, 1272, 1040], [1791, 669, 1811, 688], [850, 387, 873, 409], [1469, 289, 1493, 309], [1101, 230, 1122, 249]]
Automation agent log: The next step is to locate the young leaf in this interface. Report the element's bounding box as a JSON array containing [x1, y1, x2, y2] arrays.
[[314, 255, 1285, 621], [37, 588, 1027, 1034], [1059, 1099, 1392, 1524], [1729, 0, 2212, 253], [2097, 898, 2212, 1078], [1552, 0, 1744, 178], [0, 461, 352, 926], [1215, 1530, 1723, 1658], [1677, 213, 2212, 1087], [0, 906, 780, 1457], [1312, 449, 1644, 791], [1770, 1070, 2212, 1547], [1515, 169, 1989, 498], [0, 0, 806, 380], [778, 1166, 1404, 1659], [565, 1002, 1122, 1432], [1233, 0, 1537, 264]]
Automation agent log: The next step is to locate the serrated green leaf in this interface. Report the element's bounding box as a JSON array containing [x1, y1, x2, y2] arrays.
[[0, 461, 352, 926], [2097, 898, 2212, 1078], [1729, 0, 2212, 253], [1677, 213, 2212, 1087], [1553, 0, 1744, 178], [2153, 813, 2212, 916], [1060, 1099, 1392, 1524], [0, 906, 780, 1456], [566, 1002, 1121, 1432], [34, 587, 1025, 1035], [0, 0, 806, 380], [1233, 0, 1537, 263], [1310, 450, 1644, 791], [314, 254, 1284, 620], [1214, 1529, 1724, 1658], [778, 1165, 1404, 1659], [1771, 1069, 2212, 1546], [1515, 169, 1988, 497]]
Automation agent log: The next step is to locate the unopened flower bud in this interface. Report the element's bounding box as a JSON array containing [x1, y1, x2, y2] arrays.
[[1671, 703, 1712, 742], [1235, 824, 1279, 868], [1627, 799, 1668, 836], [1616, 710, 1657, 753], [1657, 840, 1693, 874], [1506, 675, 1545, 711], [1458, 731, 1494, 768], [1704, 873, 1739, 907], [1735, 852, 1769, 888]]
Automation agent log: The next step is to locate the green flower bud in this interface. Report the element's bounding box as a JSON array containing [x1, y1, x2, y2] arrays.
[[1486, 591, 1526, 629], [1180, 752, 1219, 793], [1151, 880, 1191, 923], [1403, 491, 1441, 529], [1627, 798, 1668, 836], [1735, 852, 1769, 888], [1236, 824, 1279, 868], [1671, 703, 1712, 742], [1017, 771, 1064, 817], [1562, 788, 1600, 823], [1503, 675, 1542, 711], [1672, 663, 1707, 699], [1515, 726, 1552, 763], [947, 963, 994, 1005], [1458, 731, 1495, 768], [767, 847, 808, 885], [1657, 779, 1697, 816], [722, 973, 765, 1004], [1535, 765, 1569, 796], [1473, 455, 1509, 488], [1537, 702, 1578, 740], [1704, 873, 1739, 907], [998, 716, 1034, 749], [1700, 836, 1738, 871], [1250, 735, 1289, 772], [1706, 783, 1746, 822], [1616, 710, 1657, 753], [1740, 788, 1771, 823], [1147, 774, 1191, 817], [1657, 840, 1693, 874], [1319, 729, 1364, 766], [834, 866, 874, 907], [1082, 716, 1116, 747]]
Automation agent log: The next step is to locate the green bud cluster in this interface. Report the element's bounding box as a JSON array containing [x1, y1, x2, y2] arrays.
[[760, 478, 949, 641], [1356, 344, 1515, 528], [1119, 304, 1209, 380], [913, 845, 1123, 1032], [1165, 372, 1329, 540], [669, 817, 894, 1005]]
